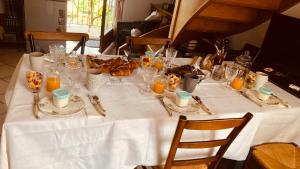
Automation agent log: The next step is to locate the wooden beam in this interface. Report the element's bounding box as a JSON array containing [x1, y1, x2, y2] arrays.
[[100, 0, 108, 53], [215, 0, 281, 11], [200, 3, 260, 23], [186, 18, 241, 33], [279, 0, 300, 12]]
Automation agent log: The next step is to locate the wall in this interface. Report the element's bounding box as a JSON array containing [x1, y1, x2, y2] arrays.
[[24, 0, 67, 51], [0, 0, 4, 13], [25, 0, 66, 31], [121, 0, 169, 21], [228, 3, 300, 50]]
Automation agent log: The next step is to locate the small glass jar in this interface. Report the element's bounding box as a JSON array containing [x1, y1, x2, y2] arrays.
[[245, 71, 256, 89], [211, 65, 225, 81], [167, 74, 180, 92], [176, 91, 191, 107], [258, 87, 272, 101], [152, 56, 164, 72], [140, 55, 153, 68], [235, 50, 253, 72], [52, 88, 70, 108]]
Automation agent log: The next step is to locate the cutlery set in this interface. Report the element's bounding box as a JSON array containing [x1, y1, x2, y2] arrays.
[[88, 95, 106, 117], [157, 95, 214, 117], [32, 94, 106, 119]]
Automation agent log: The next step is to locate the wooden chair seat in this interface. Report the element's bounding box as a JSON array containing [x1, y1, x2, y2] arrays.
[[152, 163, 207, 169], [244, 143, 300, 169]]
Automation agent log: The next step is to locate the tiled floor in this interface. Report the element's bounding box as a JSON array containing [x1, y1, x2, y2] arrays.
[[0, 48, 23, 134]]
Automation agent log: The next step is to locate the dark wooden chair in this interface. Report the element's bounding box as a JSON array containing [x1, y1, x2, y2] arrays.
[[243, 142, 300, 169], [119, 37, 171, 57], [136, 112, 253, 169], [25, 31, 89, 54]]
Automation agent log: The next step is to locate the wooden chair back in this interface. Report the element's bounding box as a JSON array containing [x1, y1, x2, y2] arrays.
[[127, 37, 171, 56], [164, 113, 253, 169], [25, 31, 89, 54]]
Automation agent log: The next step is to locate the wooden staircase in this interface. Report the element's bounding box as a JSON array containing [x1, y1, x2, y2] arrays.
[[167, 0, 300, 46]]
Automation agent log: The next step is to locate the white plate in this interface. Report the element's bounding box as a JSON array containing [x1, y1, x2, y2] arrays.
[[162, 96, 201, 113], [38, 95, 85, 116], [245, 90, 285, 106]]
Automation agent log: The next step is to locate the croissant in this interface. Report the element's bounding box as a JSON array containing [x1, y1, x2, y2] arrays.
[[111, 68, 132, 76], [99, 64, 111, 73], [129, 61, 139, 69]]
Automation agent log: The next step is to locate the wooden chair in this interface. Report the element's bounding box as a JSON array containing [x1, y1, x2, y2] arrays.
[[243, 142, 300, 169], [137, 112, 253, 169], [119, 37, 171, 57], [25, 31, 89, 54]]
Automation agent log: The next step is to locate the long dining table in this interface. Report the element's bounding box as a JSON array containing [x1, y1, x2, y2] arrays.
[[1, 54, 300, 169]]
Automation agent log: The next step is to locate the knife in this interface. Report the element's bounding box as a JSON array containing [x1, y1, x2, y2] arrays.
[[33, 93, 40, 119], [271, 94, 289, 108], [88, 95, 106, 116], [157, 96, 173, 117], [192, 96, 213, 115], [239, 91, 263, 107]]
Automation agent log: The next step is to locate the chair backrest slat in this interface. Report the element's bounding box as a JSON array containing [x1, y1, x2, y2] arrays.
[[24, 31, 89, 54], [178, 139, 229, 149], [185, 119, 244, 130], [25, 31, 89, 41], [164, 113, 253, 169]]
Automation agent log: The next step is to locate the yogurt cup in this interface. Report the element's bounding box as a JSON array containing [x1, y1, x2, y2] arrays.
[[176, 91, 191, 107]]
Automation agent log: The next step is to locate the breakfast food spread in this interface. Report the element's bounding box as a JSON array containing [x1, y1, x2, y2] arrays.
[[166, 65, 204, 78], [87, 56, 139, 76]]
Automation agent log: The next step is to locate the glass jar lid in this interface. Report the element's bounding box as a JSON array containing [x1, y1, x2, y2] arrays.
[[235, 51, 252, 68]]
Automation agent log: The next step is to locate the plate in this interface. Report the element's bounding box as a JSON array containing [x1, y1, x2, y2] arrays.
[[38, 95, 85, 116], [244, 90, 284, 106], [162, 96, 202, 113]]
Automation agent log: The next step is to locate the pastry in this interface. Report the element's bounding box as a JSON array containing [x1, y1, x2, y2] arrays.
[[87, 56, 139, 76]]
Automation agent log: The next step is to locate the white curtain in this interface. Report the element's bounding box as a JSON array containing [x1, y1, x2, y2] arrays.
[[113, 0, 125, 33]]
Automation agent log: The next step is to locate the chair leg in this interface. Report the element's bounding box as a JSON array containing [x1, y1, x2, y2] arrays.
[[243, 147, 253, 169]]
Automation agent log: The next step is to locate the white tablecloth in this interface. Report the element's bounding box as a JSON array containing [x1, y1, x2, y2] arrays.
[[1, 55, 300, 169]]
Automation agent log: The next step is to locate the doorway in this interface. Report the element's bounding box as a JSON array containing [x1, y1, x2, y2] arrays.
[[66, 0, 114, 53]]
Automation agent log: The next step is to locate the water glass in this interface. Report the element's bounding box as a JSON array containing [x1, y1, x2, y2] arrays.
[[165, 47, 178, 68], [225, 65, 239, 87], [140, 67, 157, 94]]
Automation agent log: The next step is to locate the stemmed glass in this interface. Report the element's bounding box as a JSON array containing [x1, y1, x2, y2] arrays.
[[140, 66, 157, 95], [224, 65, 239, 87], [165, 47, 178, 68]]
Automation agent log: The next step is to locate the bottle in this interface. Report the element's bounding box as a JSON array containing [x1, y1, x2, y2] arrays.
[[214, 47, 226, 66]]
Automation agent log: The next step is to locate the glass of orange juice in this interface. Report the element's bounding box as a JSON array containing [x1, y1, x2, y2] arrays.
[[152, 77, 166, 94], [231, 77, 244, 90], [46, 70, 60, 92]]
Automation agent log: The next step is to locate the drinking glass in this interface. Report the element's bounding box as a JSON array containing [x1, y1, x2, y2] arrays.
[[165, 47, 178, 68], [225, 65, 238, 87], [140, 67, 157, 95]]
